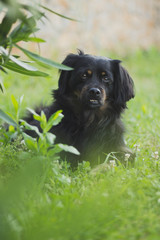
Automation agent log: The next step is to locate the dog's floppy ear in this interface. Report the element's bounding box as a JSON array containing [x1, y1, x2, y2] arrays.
[[58, 54, 76, 95], [112, 60, 135, 108]]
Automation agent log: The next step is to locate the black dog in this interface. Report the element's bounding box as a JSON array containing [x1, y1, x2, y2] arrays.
[[25, 50, 135, 167]]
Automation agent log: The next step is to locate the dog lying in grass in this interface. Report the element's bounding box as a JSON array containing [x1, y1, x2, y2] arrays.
[[25, 50, 135, 167]]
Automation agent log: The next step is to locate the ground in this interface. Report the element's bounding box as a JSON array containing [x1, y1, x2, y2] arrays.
[[0, 48, 160, 240]]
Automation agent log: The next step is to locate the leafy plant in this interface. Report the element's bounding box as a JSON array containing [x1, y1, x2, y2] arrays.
[[0, 95, 79, 158], [0, 0, 74, 92], [0, 95, 24, 144], [20, 108, 80, 157]]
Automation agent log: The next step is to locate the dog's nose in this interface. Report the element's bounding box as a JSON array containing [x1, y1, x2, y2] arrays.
[[89, 88, 101, 98]]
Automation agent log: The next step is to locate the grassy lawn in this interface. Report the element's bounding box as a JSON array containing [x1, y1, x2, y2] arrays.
[[0, 48, 160, 240]]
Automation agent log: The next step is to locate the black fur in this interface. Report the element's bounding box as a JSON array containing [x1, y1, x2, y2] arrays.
[[25, 51, 135, 167]]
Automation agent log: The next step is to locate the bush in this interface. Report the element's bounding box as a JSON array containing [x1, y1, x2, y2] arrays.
[[0, 0, 74, 92]]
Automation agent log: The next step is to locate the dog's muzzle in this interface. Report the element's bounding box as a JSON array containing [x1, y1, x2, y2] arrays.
[[87, 87, 103, 108]]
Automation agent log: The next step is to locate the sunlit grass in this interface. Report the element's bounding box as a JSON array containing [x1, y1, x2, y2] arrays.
[[0, 48, 160, 240]]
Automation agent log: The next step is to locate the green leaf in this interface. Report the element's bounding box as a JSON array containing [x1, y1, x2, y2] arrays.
[[10, 54, 37, 71], [19, 95, 24, 105], [38, 136, 47, 154], [0, 10, 17, 43], [0, 76, 5, 93], [40, 111, 47, 130], [21, 4, 45, 20], [0, 109, 17, 127], [48, 145, 63, 156], [0, 65, 7, 73], [9, 16, 38, 43], [0, 46, 37, 71], [33, 114, 42, 121], [0, 84, 4, 93], [48, 143, 80, 157], [40, 5, 79, 22], [44, 110, 63, 132], [27, 108, 40, 117], [9, 125, 15, 132], [11, 94, 18, 114], [20, 120, 41, 136], [58, 144, 80, 155], [15, 44, 73, 70], [27, 108, 42, 121], [28, 37, 46, 43], [46, 132, 56, 145], [22, 132, 38, 152], [3, 61, 48, 77]]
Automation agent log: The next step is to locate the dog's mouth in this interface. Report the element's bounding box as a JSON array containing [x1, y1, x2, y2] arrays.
[[88, 98, 102, 108], [89, 99, 99, 104]]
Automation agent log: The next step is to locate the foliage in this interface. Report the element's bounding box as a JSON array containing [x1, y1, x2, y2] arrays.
[[21, 108, 80, 157], [0, 0, 73, 92], [0, 48, 160, 240], [0, 95, 79, 158]]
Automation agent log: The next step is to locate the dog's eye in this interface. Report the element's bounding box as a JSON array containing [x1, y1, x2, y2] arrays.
[[102, 76, 110, 83], [81, 73, 88, 80]]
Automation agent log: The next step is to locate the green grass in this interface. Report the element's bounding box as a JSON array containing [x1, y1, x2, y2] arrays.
[[0, 48, 160, 240]]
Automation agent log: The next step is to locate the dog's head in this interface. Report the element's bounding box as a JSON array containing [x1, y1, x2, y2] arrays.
[[57, 50, 134, 110]]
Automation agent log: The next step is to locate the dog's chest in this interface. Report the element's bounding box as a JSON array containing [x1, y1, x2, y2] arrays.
[[73, 119, 116, 152], [55, 110, 122, 155]]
